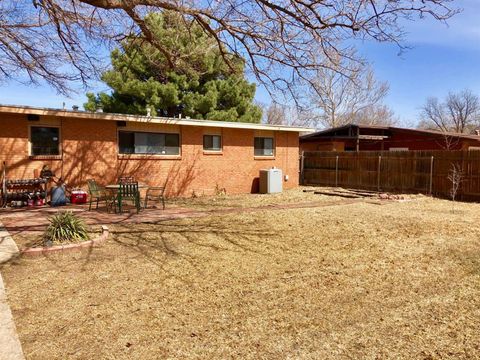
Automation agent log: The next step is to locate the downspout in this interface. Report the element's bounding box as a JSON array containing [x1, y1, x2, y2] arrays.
[[60, 116, 64, 180], [285, 131, 288, 181]]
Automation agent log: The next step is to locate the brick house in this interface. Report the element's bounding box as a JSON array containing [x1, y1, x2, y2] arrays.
[[300, 124, 480, 152], [0, 105, 312, 197]]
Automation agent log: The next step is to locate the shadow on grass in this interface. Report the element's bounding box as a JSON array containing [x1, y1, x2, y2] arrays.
[[2, 216, 282, 285], [111, 221, 277, 258], [86, 219, 279, 284]]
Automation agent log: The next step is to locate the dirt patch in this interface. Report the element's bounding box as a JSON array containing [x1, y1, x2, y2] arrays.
[[170, 186, 426, 210], [1, 194, 479, 359]]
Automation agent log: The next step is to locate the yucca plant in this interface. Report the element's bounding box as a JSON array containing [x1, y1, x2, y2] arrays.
[[44, 211, 90, 245]]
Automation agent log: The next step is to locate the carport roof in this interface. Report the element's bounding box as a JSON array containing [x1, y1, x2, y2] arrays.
[[301, 123, 480, 141]]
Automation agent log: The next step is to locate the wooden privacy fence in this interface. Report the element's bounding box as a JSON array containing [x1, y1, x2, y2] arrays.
[[301, 150, 480, 201]]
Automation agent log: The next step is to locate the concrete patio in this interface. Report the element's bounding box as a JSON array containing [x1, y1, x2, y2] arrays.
[[0, 203, 206, 237], [0, 194, 369, 240]]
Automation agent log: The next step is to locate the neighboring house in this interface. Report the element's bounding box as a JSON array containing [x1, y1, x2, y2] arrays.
[[300, 124, 480, 152], [0, 105, 313, 197]]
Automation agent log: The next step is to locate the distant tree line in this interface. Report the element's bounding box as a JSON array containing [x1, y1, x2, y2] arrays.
[[419, 89, 480, 134], [262, 51, 398, 128]]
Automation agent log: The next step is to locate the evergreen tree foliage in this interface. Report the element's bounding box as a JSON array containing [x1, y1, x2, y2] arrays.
[[84, 12, 262, 123]]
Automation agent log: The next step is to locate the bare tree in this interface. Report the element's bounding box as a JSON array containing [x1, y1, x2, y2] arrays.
[[420, 89, 480, 133], [305, 51, 392, 128], [448, 163, 463, 213], [263, 102, 286, 125], [260, 101, 316, 127], [347, 104, 398, 126], [0, 0, 458, 95]]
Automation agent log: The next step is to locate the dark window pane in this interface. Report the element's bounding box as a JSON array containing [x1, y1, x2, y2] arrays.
[[119, 131, 180, 155], [264, 138, 274, 156], [204, 135, 213, 150], [133, 132, 148, 153], [254, 137, 274, 156], [212, 135, 221, 150], [134, 132, 163, 154], [165, 134, 180, 155], [119, 132, 135, 154], [203, 135, 222, 151], [149, 133, 164, 153], [254, 137, 262, 155], [31, 127, 60, 155], [165, 134, 179, 147]]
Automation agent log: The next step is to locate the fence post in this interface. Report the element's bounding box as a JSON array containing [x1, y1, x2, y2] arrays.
[[377, 155, 382, 192], [335, 155, 339, 187], [429, 155, 434, 196], [300, 151, 305, 185]]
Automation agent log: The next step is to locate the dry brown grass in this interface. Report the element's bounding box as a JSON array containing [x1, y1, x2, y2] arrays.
[[1, 193, 480, 359], [169, 186, 337, 209]]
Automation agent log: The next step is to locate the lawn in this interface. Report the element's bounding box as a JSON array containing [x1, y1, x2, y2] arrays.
[[1, 190, 480, 359]]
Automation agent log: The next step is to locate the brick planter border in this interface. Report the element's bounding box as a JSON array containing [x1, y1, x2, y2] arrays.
[[21, 225, 109, 257]]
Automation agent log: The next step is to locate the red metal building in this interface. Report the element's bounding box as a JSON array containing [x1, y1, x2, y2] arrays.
[[300, 124, 480, 152]]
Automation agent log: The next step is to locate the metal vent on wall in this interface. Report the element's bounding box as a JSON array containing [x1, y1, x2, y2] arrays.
[[27, 114, 40, 121]]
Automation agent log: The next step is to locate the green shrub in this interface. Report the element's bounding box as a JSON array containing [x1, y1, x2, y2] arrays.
[[44, 211, 90, 245]]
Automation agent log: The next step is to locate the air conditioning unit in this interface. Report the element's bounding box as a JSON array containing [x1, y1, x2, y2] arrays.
[[259, 168, 283, 194]]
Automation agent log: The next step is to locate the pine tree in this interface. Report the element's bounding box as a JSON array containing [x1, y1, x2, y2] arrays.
[[84, 12, 262, 123]]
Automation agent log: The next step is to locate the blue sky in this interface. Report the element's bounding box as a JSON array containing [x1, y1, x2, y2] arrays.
[[361, 0, 480, 125], [1, 0, 479, 126]]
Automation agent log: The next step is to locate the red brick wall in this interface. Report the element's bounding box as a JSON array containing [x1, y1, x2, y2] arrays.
[[0, 113, 300, 197]]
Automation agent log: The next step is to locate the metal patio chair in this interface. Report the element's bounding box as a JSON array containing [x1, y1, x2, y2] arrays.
[[87, 179, 113, 211], [144, 186, 166, 210], [118, 176, 135, 184], [116, 181, 141, 213]]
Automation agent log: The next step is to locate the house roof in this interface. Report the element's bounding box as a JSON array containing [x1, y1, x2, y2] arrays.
[[0, 104, 314, 133], [300, 123, 480, 141]]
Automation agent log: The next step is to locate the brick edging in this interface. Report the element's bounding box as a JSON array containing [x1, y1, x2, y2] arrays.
[[21, 225, 109, 257]]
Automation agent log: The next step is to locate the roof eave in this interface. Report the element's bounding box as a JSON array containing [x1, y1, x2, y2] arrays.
[[0, 104, 315, 133]]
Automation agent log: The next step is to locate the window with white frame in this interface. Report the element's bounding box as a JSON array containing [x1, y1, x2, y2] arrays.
[[30, 126, 60, 155], [118, 131, 180, 155], [254, 137, 274, 156], [203, 135, 222, 151]]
